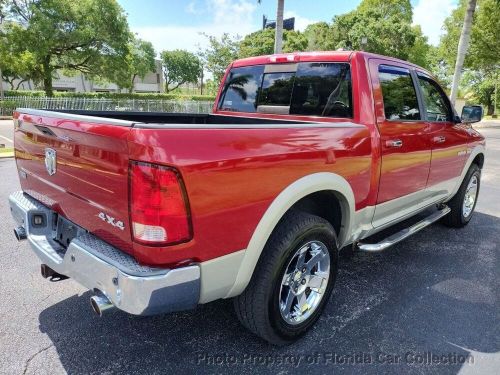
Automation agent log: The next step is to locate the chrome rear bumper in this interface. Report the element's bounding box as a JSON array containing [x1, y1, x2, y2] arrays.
[[9, 191, 200, 316]]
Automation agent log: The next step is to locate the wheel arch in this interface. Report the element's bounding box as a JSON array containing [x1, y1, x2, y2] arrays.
[[447, 145, 485, 200], [471, 152, 484, 169], [225, 172, 355, 298]]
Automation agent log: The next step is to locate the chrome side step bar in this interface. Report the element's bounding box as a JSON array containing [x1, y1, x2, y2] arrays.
[[357, 206, 451, 252]]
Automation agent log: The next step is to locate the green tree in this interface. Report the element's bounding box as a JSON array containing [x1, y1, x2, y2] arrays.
[[357, 0, 413, 22], [238, 28, 307, 58], [4, 0, 131, 96], [303, 22, 335, 51], [199, 33, 240, 84], [161, 49, 201, 93], [0, 47, 37, 89], [239, 28, 276, 58], [407, 26, 432, 69], [439, 0, 500, 113], [462, 70, 499, 115], [282, 30, 308, 53], [116, 37, 156, 93], [330, 7, 417, 60]]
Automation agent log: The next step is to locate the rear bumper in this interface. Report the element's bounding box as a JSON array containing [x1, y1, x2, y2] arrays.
[[8, 191, 200, 316]]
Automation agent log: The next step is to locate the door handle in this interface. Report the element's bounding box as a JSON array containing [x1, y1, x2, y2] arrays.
[[385, 139, 403, 148], [433, 136, 446, 144]]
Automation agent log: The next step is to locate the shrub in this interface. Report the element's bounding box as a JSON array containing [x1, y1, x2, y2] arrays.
[[4, 90, 216, 102], [0, 100, 17, 116]]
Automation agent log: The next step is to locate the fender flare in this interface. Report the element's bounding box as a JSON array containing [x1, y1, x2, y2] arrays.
[[447, 144, 485, 200], [225, 172, 355, 298]]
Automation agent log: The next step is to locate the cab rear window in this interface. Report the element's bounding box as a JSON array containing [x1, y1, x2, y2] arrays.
[[291, 63, 352, 118], [219, 65, 264, 113], [218, 62, 352, 118]]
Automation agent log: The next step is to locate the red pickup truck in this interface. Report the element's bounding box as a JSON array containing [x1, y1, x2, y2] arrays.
[[9, 51, 485, 345]]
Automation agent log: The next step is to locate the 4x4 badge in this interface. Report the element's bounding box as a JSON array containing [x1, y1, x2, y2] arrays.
[[44, 148, 57, 176], [98, 212, 125, 231]]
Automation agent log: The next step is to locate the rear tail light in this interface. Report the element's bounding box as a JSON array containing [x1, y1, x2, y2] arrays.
[[129, 161, 192, 245]]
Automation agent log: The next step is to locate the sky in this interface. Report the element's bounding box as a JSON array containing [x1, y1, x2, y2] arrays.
[[117, 0, 458, 54]]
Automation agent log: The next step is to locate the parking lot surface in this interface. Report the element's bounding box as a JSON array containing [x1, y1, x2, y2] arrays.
[[0, 123, 498, 374]]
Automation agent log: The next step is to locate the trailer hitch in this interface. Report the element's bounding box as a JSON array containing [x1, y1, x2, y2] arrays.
[[41, 264, 69, 282]]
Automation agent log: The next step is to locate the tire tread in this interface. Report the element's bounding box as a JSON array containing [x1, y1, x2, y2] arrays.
[[234, 210, 336, 345]]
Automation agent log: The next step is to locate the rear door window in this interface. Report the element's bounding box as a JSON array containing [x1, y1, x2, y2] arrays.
[[290, 63, 352, 117], [219, 65, 264, 113], [378, 65, 421, 121]]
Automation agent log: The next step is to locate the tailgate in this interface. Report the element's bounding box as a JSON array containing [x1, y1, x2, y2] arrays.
[[14, 110, 135, 255]]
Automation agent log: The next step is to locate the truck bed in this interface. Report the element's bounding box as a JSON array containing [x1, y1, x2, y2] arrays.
[[14, 108, 371, 267], [38, 110, 308, 125]]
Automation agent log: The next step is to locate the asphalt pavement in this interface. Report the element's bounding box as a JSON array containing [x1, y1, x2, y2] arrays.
[[0, 120, 14, 150], [0, 124, 498, 374]]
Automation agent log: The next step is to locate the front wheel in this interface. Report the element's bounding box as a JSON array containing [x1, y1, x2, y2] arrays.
[[234, 211, 338, 345], [443, 163, 481, 227]]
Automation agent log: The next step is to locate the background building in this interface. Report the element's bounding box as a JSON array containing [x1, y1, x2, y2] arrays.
[[1, 60, 164, 93]]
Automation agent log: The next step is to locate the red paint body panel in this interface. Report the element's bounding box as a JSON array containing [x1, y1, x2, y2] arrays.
[[13, 51, 485, 268], [368, 58, 432, 203], [127, 125, 372, 265], [14, 114, 134, 255]]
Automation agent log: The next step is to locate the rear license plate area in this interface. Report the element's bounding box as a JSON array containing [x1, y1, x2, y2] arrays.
[[54, 216, 78, 248]]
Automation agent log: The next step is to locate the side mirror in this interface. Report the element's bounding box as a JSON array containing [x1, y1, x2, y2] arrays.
[[461, 105, 483, 124]]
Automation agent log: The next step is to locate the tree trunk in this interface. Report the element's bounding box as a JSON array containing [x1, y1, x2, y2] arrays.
[[487, 104, 494, 116], [129, 74, 137, 94], [42, 58, 54, 97], [15, 79, 27, 90], [450, 0, 477, 107], [0, 67, 4, 100], [274, 0, 285, 53]]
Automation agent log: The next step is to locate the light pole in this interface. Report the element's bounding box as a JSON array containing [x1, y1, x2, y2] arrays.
[[259, 0, 285, 54], [274, 0, 284, 53], [360, 37, 368, 51]]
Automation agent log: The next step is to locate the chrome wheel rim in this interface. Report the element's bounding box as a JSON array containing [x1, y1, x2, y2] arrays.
[[462, 175, 478, 218], [279, 241, 330, 325]]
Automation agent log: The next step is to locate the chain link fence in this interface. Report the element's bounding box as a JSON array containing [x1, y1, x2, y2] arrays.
[[0, 97, 214, 116]]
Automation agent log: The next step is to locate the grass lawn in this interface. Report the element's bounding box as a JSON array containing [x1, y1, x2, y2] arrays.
[[0, 147, 14, 158]]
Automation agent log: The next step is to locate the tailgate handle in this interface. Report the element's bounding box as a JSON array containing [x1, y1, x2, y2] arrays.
[[35, 125, 57, 137]]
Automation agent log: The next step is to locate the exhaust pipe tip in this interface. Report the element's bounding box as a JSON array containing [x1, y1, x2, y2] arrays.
[[14, 226, 27, 241], [90, 293, 114, 317]]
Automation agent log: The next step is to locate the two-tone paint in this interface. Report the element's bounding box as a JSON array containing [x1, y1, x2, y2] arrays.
[[13, 51, 485, 303]]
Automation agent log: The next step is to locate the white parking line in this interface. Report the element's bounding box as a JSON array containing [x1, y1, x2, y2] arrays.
[[0, 135, 13, 143]]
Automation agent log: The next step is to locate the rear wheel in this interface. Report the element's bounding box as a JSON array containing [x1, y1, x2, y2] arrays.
[[443, 164, 481, 228], [234, 211, 338, 345]]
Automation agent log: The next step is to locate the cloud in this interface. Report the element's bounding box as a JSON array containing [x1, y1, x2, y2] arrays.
[[134, 0, 258, 53], [413, 0, 456, 46], [185, 2, 200, 15], [283, 11, 317, 32]]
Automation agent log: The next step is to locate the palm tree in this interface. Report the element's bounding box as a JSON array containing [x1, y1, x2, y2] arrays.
[[259, 0, 285, 54], [450, 0, 477, 107]]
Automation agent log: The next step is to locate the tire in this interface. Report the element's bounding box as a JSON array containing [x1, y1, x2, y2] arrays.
[[442, 163, 481, 228], [234, 211, 338, 345]]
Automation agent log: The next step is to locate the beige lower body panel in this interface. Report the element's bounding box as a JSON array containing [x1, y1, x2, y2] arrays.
[[198, 249, 245, 303]]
